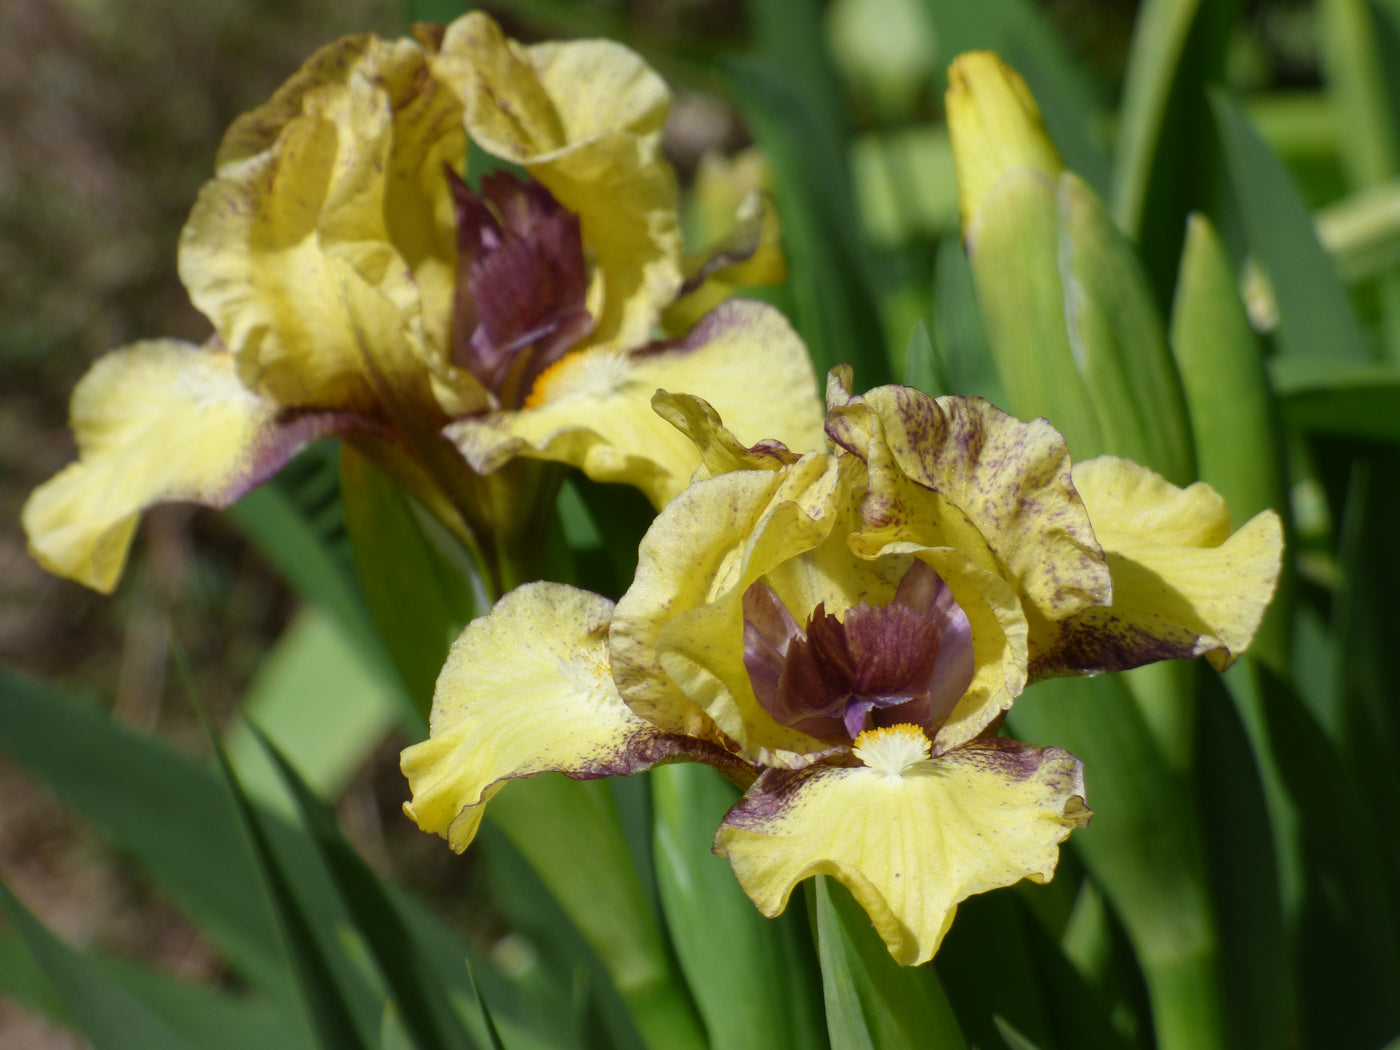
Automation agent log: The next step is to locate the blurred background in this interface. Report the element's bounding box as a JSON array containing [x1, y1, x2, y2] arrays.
[[0, 0, 1375, 1045]]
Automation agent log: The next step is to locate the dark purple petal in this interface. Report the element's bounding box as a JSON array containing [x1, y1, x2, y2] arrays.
[[447, 168, 593, 408], [742, 560, 977, 742]]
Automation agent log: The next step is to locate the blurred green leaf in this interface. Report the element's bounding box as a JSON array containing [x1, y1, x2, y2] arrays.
[[1211, 93, 1374, 363], [651, 763, 824, 1050], [228, 444, 378, 659], [0, 882, 195, 1050], [935, 894, 1052, 1049], [1256, 663, 1400, 1047], [725, 58, 891, 389], [194, 673, 379, 1050], [1321, 0, 1400, 360], [1194, 667, 1290, 1050], [1171, 214, 1286, 523], [0, 669, 288, 989], [253, 727, 483, 1050], [1317, 179, 1400, 282], [919, 0, 1110, 193], [0, 923, 303, 1050], [224, 608, 398, 813], [341, 445, 483, 729], [813, 876, 967, 1050], [1271, 356, 1400, 441], [486, 776, 707, 1050], [1009, 675, 1227, 1050], [930, 234, 1005, 405], [1112, 0, 1234, 302]]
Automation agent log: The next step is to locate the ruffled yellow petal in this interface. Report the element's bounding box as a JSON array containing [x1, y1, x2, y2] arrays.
[[444, 300, 824, 508], [945, 51, 1063, 226], [402, 582, 712, 852], [830, 378, 1111, 662], [435, 13, 682, 353], [714, 734, 1089, 965], [180, 32, 474, 416], [1037, 456, 1284, 675], [22, 341, 355, 592]]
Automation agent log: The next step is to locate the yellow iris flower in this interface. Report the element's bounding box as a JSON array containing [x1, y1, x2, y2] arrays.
[[23, 13, 822, 593], [403, 368, 1283, 965]]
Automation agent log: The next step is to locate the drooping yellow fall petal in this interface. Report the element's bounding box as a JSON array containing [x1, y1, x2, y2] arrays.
[[402, 582, 724, 852], [715, 732, 1089, 965], [945, 51, 1063, 226], [444, 300, 825, 508], [435, 13, 683, 354], [180, 32, 473, 416], [1036, 455, 1284, 675], [22, 340, 358, 592]]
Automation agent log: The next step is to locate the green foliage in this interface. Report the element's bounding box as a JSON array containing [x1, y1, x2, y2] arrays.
[[10, 1, 1400, 1048]]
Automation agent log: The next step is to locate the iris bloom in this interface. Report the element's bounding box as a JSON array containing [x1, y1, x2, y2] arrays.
[[403, 367, 1283, 965], [23, 13, 822, 593]]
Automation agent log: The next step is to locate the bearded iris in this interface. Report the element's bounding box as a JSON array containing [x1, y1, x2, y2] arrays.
[[403, 366, 1283, 965], [23, 13, 822, 593]]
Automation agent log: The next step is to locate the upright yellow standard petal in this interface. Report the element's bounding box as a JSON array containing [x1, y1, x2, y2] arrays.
[[715, 734, 1089, 965], [402, 583, 704, 852], [22, 341, 353, 592], [436, 13, 683, 353], [180, 33, 470, 415], [946, 51, 1063, 225], [1038, 456, 1284, 675], [445, 300, 825, 508]]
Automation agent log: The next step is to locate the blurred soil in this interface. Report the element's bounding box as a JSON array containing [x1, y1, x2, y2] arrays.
[[0, 0, 400, 1044]]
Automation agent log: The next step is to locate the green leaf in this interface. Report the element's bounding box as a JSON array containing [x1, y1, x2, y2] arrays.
[[1111, 0, 1235, 301], [1170, 214, 1290, 662], [1211, 93, 1373, 363], [813, 876, 967, 1050], [1255, 663, 1400, 1046], [1271, 356, 1400, 442], [1194, 667, 1291, 1050], [651, 763, 824, 1050], [929, 234, 1006, 405], [190, 669, 379, 1050], [251, 726, 482, 1050], [485, 776, 707, 1050], [724, 57, 891, 389], [1009, 675, 1228, 1050], [223, 608, 399, 813], [0, 881, 195, 1050], [228, 443, 379, 659], [1320, 0, 1400, 360], [0, 668, 287, 988], [1170, 214, 1287, 523], [341, 445, 483, 729], [968, 169, 1195, 482]]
